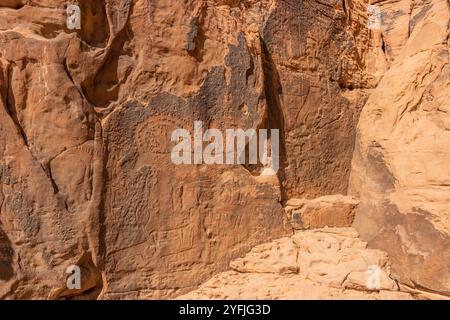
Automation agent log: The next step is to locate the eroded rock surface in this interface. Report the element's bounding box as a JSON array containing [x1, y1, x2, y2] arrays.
[[349, 0, 450, 295], [0, 0, 373, 299], [0, 0, 449, 299], [285, 194, 359, 229], [180, 228, 415, 300]]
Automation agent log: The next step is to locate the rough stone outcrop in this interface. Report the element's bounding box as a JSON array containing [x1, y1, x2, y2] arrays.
[[349, 0, 450, 296], [285, 194, 359, 229], [180, 227, 415, 300], [0, 0, 449, 300], [0, 0, 290, 299], [0, 0, 375, 299], [261, 0, 374, 199]]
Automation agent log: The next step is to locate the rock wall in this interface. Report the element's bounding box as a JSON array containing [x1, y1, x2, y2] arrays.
[[349, 0, 450, 296], [0, 0, 449, 299], [262, 0, 374, 198]]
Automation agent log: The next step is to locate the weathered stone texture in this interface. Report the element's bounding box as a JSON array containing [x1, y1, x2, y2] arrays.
[[0, 0, 449, 299]]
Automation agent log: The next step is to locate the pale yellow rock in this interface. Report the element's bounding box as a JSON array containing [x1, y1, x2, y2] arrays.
[[180, 227, 414, 300], [350, 0, 450, 294]]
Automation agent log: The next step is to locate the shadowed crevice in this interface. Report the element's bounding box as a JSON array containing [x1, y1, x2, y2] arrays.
[[260, 38, 288, 203], [0, 227, 14, 281]]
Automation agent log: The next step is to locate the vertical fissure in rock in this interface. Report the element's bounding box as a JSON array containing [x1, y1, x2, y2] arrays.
[[83, 28, 131, 112], [260, 38, 288, 202], [4, 64, 29, 148]]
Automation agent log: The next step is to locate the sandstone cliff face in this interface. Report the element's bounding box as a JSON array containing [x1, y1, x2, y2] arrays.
[[0, 0, 449, 299], [0, 0, 288, 299], [349, 0, 450, 295]]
